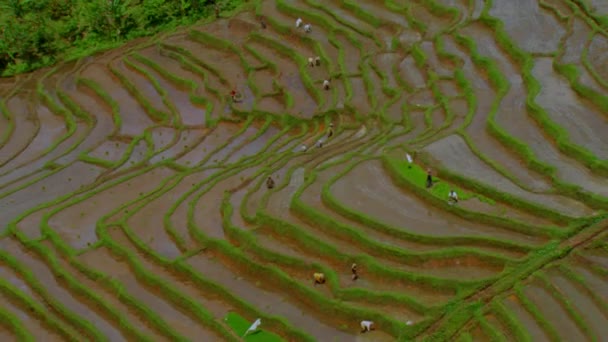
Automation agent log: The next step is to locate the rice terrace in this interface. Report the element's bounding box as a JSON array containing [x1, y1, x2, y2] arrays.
[[2, 0, 608, 340]]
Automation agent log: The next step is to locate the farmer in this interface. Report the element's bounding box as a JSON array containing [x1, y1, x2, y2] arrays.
[[360, 320, 375, 333], [426, 168, 433, 189], [327, 123, 334, 138], [231, 90, 243, 103], [308, 57, 315, 67], [304, 24, 312, 33], [323, 79, 330, 90], [448, 189, 458, 205], [315, 56, 321, 66], [406, 153, 413, 168], [314, 272, 326, 284], [351, 263, 358, 281], [316, 139, 323, 148], [260, 19, 267, 29], [296, 18, 303, 28], [266, 176, 275, 189]]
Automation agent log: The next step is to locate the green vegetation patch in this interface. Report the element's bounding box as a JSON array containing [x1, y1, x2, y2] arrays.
[[224, 312, 284, 342]]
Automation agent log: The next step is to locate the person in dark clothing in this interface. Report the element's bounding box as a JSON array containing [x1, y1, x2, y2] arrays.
[[266, 176, 275, 189], [426, 168, 433, 189], [351, 263, 358, 281]]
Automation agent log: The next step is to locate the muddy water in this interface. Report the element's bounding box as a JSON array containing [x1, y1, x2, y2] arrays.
[[0, 162, 104, 235], [532, 57, 608, 159], [80, 64, 154, 137], [0, 238, 126, 341], [47, 166, 175, 250], [560, 18, 592, 64], [175, 124, 238, 166], [587, 33, 608, 80], [164, 168, 221, 251], [0, 96, 38, 166], [0, 292, 65, 341], [114, 59, 169, 114], [151, 128, 209, 164], [300, 162, 523, 258], [0, 105, 66, 175], [193, 167, 259, 240], [488, 0, 566, 53], [399, 56, 426, 89], [502, 296, 551, 341], [443, 30, 553, 192], [79, 246, 216, 341], [40, 240, 163, 340], [186, 253, 357, 341], [107, 228, 232, 321], [125, 178, 184, 260], [523, 281, 586, 341], [132, 55, 207, 127], [332, 159, 547, 244], [424, 134, 594, 217], [547, 269, 608, 337]]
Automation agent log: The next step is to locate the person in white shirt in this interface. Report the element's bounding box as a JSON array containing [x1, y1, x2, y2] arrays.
[[313, 272, 325, 284], [406, 153, 413, 168], [308, 57, 315, 67], [296, 18, 302, 28], [360, 320, 375, 333], [304, 24, 312, 33], [448, 189, 458, 205], [323, 79, 330, 90]]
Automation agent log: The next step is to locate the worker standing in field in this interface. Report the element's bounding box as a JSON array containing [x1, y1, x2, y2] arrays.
[[426, 168, 433, 188], [327, 123, 334, 138], [448, 189, 458, 205], [406, 153, 413, 168], [351, 263, 358, 281]]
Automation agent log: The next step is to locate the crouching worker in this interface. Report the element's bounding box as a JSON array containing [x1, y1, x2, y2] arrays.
[[323, 79, 330, 90], [360, 320, 375, 333], [313, 272, 325, 284], [448, 189, 458, 205], [230, 90, 243, 103], [266, 176, 275, 190]]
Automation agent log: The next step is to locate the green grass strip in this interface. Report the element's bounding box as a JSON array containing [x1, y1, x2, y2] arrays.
[[536, 274, 597, 341], [475, 314, 508, 342], [0, 304, 34, 341], [0, 277, 80, 341], [28, 240, 153, 341], [514, 285, 561, 341], [490, 299, 532, 342], [77, 78, 123, 129], [224, 312, 284, 341], [0, 250, 103, 340]]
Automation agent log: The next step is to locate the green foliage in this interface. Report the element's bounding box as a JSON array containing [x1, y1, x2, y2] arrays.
[[224, 312, 284, 341], [0, 0, 245, 76]]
